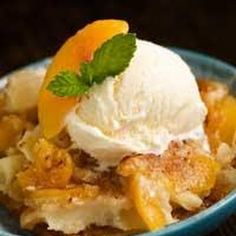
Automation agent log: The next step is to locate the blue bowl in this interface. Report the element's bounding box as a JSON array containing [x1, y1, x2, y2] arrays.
[[0, 49, 236, 236]]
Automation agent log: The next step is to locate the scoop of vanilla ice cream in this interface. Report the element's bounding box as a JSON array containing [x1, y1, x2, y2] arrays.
[[66, 39, 207, 168]]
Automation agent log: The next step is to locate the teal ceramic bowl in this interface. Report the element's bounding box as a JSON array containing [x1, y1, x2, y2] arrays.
[[0, 49, 236, 236]]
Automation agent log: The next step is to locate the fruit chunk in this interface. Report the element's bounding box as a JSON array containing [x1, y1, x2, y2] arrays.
[[218, 96, 236, 145], [207, 95, 236, 151], [118, 142, 220, 219], [129, 173, 173, 231], [168, 154, 220, 196], [17, 139, 73, 190], [198, 80, 236, 151], [26, 185, 99, 207], [38, 20, 129, 138]]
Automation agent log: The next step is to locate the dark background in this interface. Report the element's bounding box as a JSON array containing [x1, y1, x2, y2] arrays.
[[0, 0, 235, 235], [0, 0, 236, 77]]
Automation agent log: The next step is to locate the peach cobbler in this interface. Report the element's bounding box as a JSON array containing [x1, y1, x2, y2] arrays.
[[0, 20, 235, 236]]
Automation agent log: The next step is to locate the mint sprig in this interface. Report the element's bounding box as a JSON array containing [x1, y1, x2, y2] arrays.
[[47, 71, 89, 97], [47, 33, 136, 97]]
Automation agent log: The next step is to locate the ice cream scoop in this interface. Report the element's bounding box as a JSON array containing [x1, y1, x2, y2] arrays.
[[66, 39, 207, 169]]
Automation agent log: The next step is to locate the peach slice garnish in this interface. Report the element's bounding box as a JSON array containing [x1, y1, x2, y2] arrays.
[[38, 20, 129, 138]]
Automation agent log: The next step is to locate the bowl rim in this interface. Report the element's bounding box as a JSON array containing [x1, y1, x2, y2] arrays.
[[0, 48, 236, 236], [172, 47, 236, 76]]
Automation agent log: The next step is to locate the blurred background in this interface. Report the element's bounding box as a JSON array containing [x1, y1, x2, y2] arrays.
[[0, 0, 236, 77]]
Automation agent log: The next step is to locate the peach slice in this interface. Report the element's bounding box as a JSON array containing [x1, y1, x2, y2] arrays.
[[38, 20, 129, 138], [218, 96, 236, 145], [198, 80, 236, 151], [129, 173, 173, 231], [168, 154, 220, 196], [17, 139, 73, 190]]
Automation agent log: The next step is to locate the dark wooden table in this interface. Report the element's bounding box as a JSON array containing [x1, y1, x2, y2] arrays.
[[0, 0, 235, 235]]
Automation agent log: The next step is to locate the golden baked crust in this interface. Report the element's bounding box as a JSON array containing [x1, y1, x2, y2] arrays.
[[118, 141, 220, 196]]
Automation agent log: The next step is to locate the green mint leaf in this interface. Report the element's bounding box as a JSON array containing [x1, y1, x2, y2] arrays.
[[47, 70, 89, 97], [81, 33, 136, 84], [80, 63, 93, 86], [47, 33, 137, 97]]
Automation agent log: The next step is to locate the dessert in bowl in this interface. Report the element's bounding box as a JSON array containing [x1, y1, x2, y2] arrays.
[[0, 20, 235, 236]]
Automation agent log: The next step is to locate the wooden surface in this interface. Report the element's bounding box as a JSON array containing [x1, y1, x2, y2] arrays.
[[0, 0, 235, 235]]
